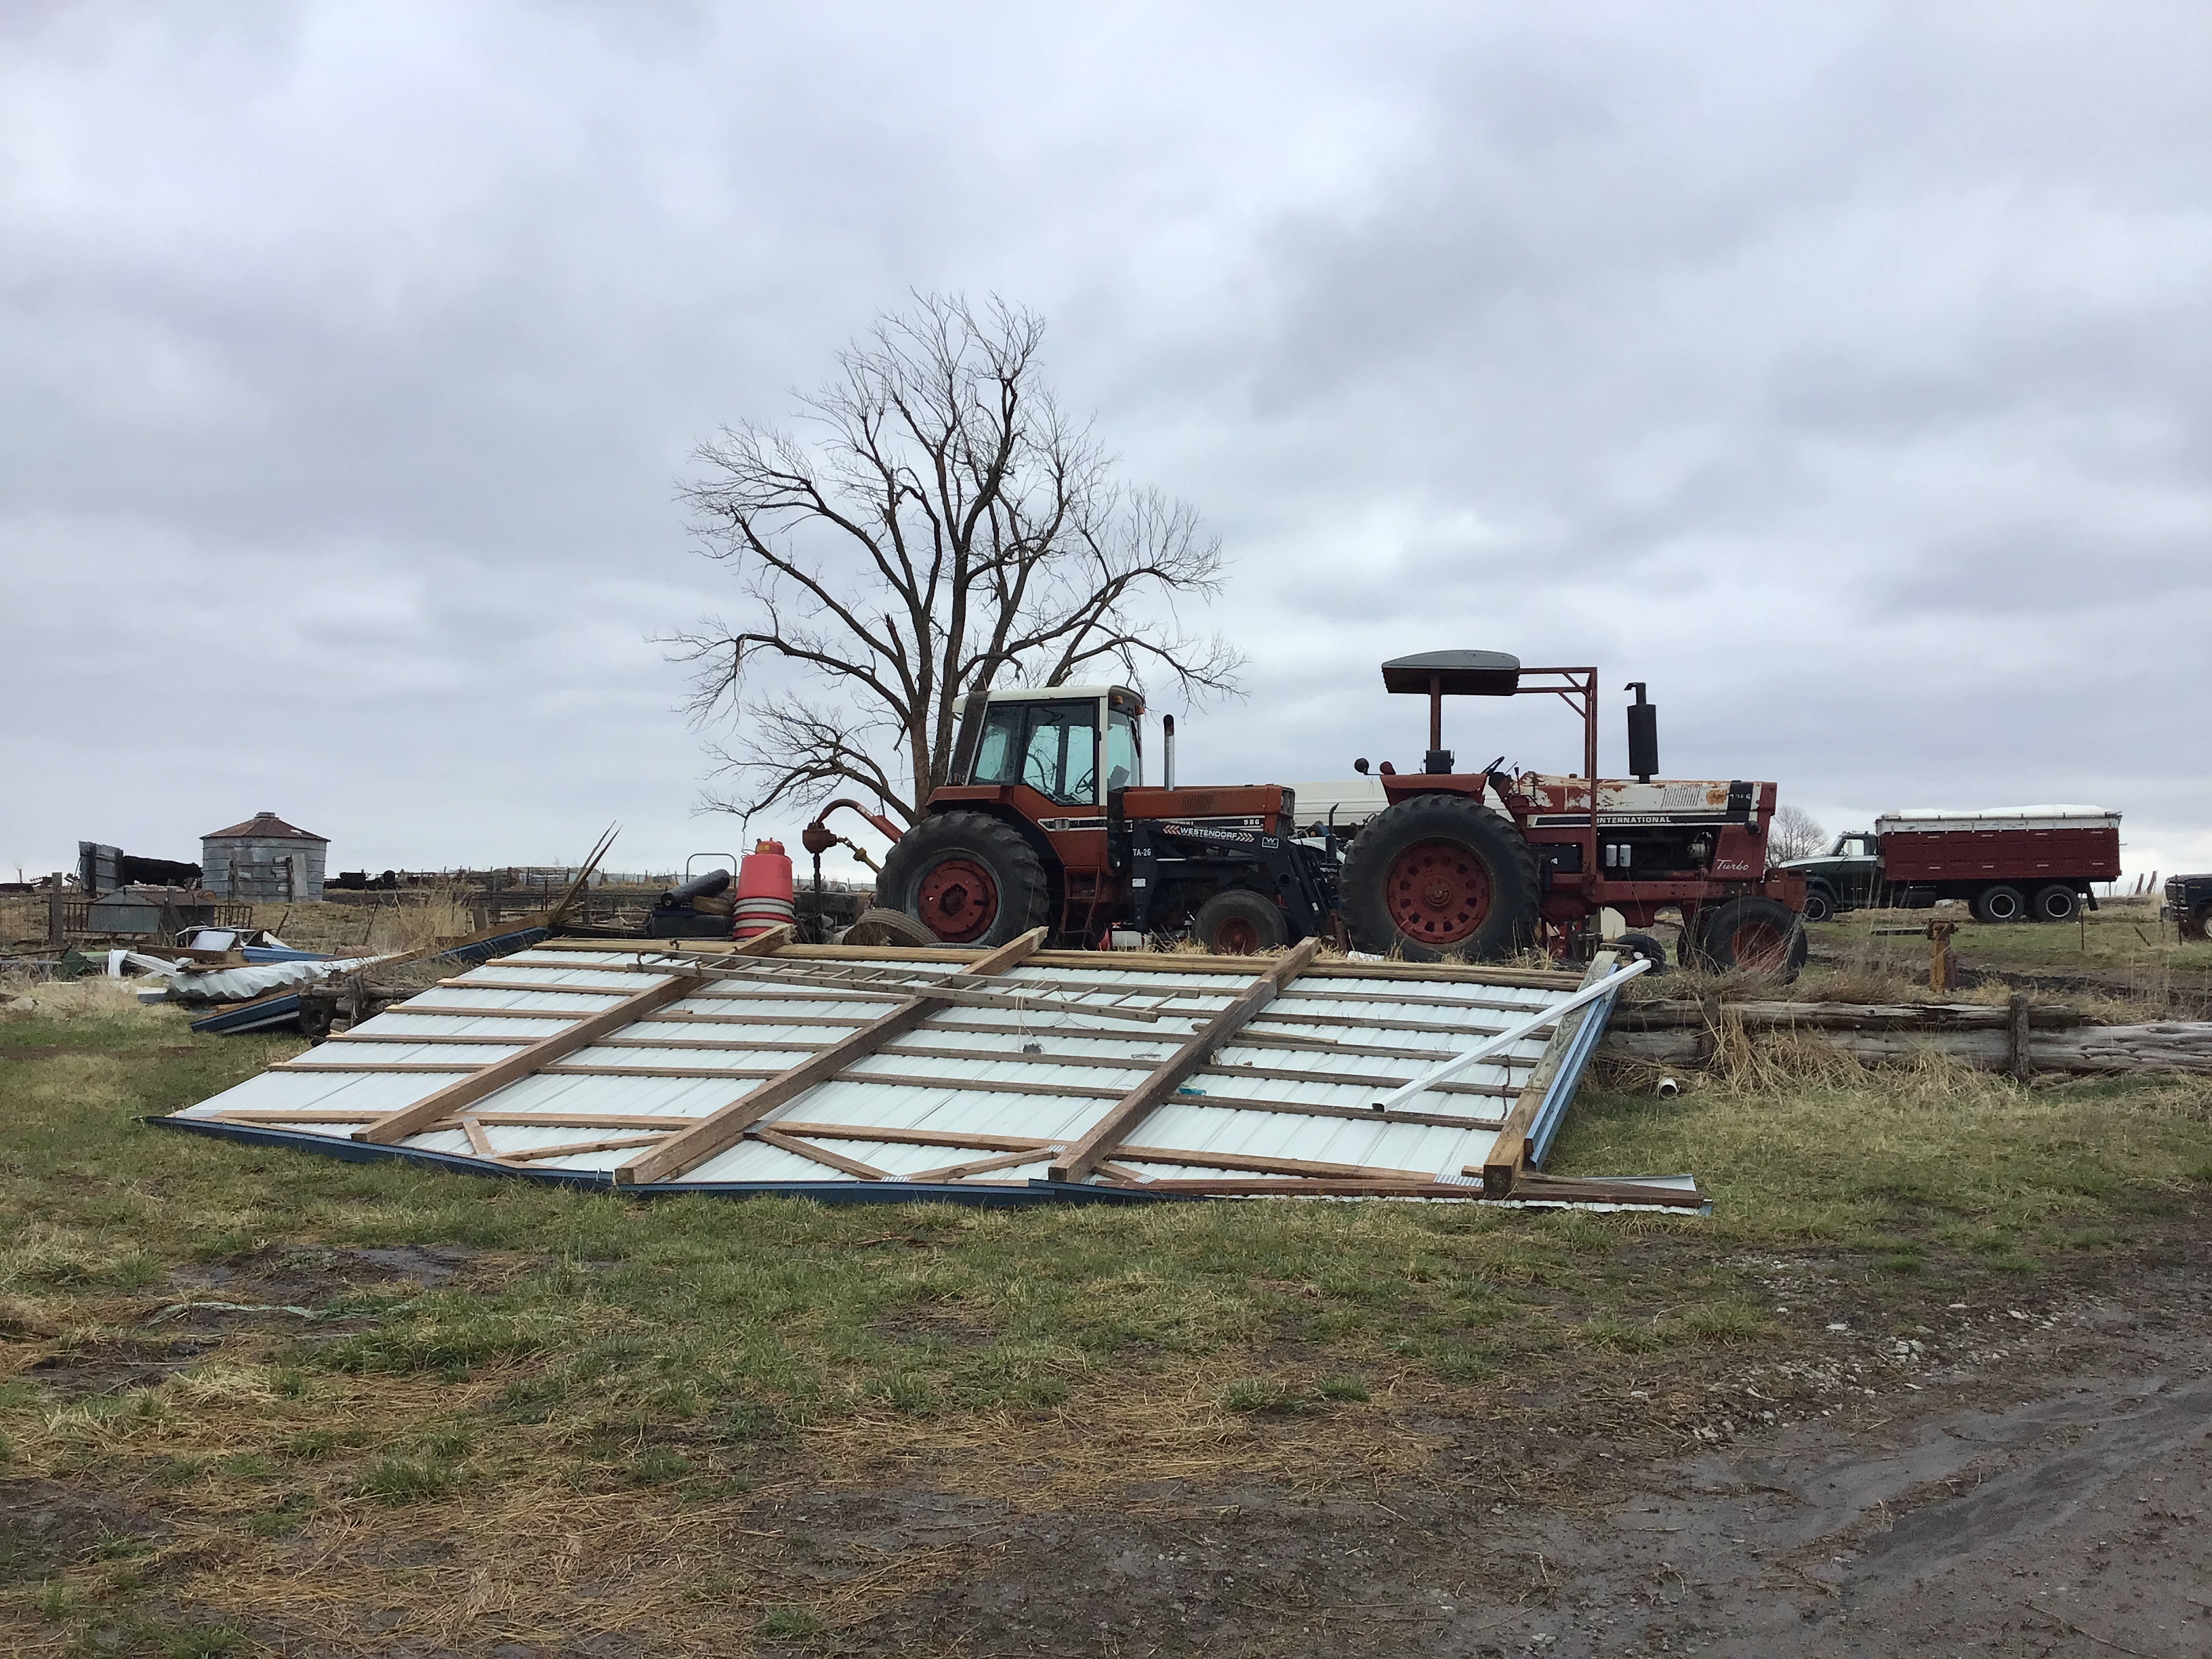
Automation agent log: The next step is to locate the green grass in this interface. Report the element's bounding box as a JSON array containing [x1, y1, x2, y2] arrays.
[[0, 991, 2205, 1651]]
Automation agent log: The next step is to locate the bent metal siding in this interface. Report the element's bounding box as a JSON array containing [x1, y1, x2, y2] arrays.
[[158, 933, 1696, 1210]]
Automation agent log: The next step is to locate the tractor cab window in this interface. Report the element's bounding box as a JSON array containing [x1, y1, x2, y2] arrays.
[[968, 699, 1100, 806], [1105, 707, 1141, 794]]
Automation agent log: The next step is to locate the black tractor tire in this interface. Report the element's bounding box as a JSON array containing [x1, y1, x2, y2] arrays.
[[1974, 884, 2027, 925], [1193, 889, 1290, 955], [874, 813, 1054, 949], [1339, 794, 1541, 962], [1800, 884, 1837, 924], [1689, 897, 1809, 981], [842, 906, 941, 948], [1612, 930, 1669, 973], [2032, 884, 2081, 924]]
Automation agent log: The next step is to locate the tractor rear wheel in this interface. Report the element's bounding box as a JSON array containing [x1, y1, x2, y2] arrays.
[[1689, 897, 1808, 981], [876, 813, 1054, 948], [1339, 794, 1541, 961], [1193, 890, 1289, 955]]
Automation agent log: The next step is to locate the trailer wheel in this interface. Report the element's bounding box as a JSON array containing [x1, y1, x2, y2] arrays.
[[1338, 794, 1540, 961], [1691, 897, 1809, 981], [1194, 890, 1288, 955], [1974, 884, 2026, 924], [1801, 884, 1836, 924], [2189, 903, 2212, 943], [876, 812, 1054, 947], [2031, 884, 2080, 924]]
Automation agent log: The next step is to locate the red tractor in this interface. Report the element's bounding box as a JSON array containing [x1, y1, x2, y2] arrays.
[[808, 651, 1808, 975]]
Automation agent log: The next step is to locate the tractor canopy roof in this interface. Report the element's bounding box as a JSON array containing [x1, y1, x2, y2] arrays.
[[980, 684, 1145, 714], [1380, 650, 1521, 697]]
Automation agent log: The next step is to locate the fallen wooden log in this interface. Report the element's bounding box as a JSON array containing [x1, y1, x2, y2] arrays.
[[1611, 999, 2085, 1031], [1599, 1019, 2212, 1076]]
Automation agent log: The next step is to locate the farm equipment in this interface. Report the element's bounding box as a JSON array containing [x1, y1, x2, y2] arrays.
[[1781, 808, 2123, 924], [816, 651, 1809, 975]]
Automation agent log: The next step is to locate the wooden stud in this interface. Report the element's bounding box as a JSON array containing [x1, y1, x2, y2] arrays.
[[1048, 937, 1322, 1184], [460, 1118, 496, 1158], [903, 1145, 1063, 1183], [1110, 1144, 1437, 1182], [495, 1133, 669, 1165], [615, 927, 1047, 1186], [750, 1128, 891, 1181]]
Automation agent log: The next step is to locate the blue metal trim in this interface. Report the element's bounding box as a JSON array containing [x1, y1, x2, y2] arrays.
[[1526, 988, 1618, 1170], [146, 1115, 1167, 1208], [190, 996, 304, 1035]]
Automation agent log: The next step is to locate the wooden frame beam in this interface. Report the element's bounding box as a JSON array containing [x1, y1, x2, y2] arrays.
[[613, 928, 1047, 1186], [1048, 938, 1321, 1184], [352, 926, 791, 1145], [750, 1128, 891, 1181]]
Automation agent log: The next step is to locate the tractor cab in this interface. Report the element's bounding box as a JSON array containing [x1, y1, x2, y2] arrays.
[[948, 684, 1145, 805]]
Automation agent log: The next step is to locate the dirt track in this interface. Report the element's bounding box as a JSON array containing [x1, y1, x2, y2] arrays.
[[800, 1242, 2211, 1658]]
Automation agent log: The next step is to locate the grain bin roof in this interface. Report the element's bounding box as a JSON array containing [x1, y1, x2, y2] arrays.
[[203, 811, 327, 842]]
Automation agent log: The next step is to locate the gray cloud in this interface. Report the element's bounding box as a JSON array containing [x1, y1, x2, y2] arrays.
[[4, 1, 2209, 886]]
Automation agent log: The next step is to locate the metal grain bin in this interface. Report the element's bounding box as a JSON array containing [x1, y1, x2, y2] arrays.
[[201, 811, 329, 902]]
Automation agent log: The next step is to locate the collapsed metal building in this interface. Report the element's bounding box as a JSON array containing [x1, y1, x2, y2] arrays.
[[162, 934, 1696, 1210]]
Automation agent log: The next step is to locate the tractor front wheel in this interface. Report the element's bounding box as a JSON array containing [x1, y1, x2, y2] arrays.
[[876, 813, 1054, 948], [1339, 794, 1541, 961], [1688, 897, 1809, 981], [1193, 890, 1289, 955]]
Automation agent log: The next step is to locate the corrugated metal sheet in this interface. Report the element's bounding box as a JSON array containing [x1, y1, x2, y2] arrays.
[[159, 939, 1698, 1210]]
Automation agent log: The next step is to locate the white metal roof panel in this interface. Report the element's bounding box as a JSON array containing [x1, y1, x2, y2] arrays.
[[166, 941, 1658, 1206]]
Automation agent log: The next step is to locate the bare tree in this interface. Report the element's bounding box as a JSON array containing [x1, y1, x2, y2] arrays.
[[1769, 804, 1828, 863], [665, 295, 1243, 827]]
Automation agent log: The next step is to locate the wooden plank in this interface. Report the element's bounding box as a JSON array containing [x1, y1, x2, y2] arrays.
[[1113, 1143, 1437, 1181], [283, 1061, 493, 1073], [320, 1031, 538, 1046], [614, 928, 1048, 1186], [352, 926, 792, 1147], [371, 1004, 613, 1021], [904, 1146, 1063, 1183], [1048, 938, 1322, 1184], [495, 1132, 668, 1165], [429, 982, 641, 995], [523, 937, 1585, 989], [540, 1063, 783, 1080], [1479, 951, 1619, 1196], [750, 1127, 891, 1181], [460, 1118, 496, 1157], [771, 1121, 1051, 1153]]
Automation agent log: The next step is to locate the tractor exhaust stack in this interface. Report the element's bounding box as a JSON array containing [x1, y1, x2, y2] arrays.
[[1162, 714, 1176, 790], [1625, 682, 1658, 783]]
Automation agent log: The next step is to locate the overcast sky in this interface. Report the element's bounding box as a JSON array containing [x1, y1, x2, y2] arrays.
[[5, 2, 2209, 887]]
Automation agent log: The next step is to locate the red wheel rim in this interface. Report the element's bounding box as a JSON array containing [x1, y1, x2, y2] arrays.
[[1729, 921, 1789, 972], [916, 857, 998, 943], [1384, 838, 1493, 946], [1212, 916, 1263, 955]]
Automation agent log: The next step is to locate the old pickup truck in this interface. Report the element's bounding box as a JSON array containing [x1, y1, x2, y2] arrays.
[[1780, 806, 2122, 925]]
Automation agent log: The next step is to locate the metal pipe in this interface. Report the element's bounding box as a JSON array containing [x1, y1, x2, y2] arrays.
[[1162, 714, 1176, 790], [1369, 957, 1652, 1113]]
